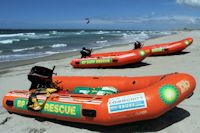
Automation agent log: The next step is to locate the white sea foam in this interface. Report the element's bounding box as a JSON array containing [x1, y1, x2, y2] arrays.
[[38, 46, 44, 49], [51, 44, 67, 48], [0, 54, 28, 59], [45, 51, 60, 55], [12, 46, 44, 52], [44, 34, 50, 36], [52, 31, 57, 34], [95, 31, 109, 34], [0, 39, 20, 44], [123, 32, 148, 39], [111, 31, 121, 33], [0, 53, 42, 62], [25, 33, 50, 39], [0, 33, 36, 38], [96, 40, 108, 44], [24, 33, 36, 36], [122, 33, 129, 38], [0, 32, 51, 41], [23, 38, 29, 40], [0, 33, 24, 38], [120, 31, 151, 43], [13, 47, 35, 52], [76, 30, 85, 35], [50, 31, 57, 35], [0, 40, 13, 44]]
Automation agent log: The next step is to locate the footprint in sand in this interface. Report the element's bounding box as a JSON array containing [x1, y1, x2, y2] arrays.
[[0, 116, 12, 125], [27, 128, 46, 133]]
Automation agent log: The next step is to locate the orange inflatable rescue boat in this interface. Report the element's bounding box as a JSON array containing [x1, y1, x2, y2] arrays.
[[3, 72, 196, 126], [143, 37, 193, 56], [70, 38, 192, 68], [71, 48, 151, 68]]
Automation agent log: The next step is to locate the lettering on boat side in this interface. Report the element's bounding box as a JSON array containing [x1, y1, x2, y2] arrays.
[[80, 58, 112, 64], [107, 93, 147, 113], [159, 84, 179, 105], [14, 98, 81, 118], [176, 80, 190, 94]]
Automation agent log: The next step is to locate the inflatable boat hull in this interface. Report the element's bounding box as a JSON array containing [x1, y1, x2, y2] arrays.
[[71, 49, 151, 68], [3, 73, 196, 126], [143, 38, 193, 55]]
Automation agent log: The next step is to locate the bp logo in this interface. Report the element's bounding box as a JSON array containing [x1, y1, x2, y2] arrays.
[[159, 84, 179, 105], [139, 50, 145, 57], [184, 40, 190, 45]]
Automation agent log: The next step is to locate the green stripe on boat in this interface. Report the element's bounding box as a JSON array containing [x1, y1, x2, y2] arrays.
[[152, 47, 164, 53]]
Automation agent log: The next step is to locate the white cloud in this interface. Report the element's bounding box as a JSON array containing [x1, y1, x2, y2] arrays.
[[24, 16, 200, 29], [45, 14, 200, 28], [176, 0, 200, 7], [88, 16, 200, 29], [98, 16, 200, 25], [90, 19, 114, 24]]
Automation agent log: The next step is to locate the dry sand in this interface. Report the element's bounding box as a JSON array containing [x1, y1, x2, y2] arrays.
[[0, 30, 199, 133]]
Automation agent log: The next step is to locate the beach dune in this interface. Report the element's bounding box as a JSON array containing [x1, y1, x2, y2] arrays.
[[0, 30, 200, 133]]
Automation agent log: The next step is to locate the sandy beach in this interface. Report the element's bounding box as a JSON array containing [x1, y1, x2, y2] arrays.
[[0, 30, 200, 133]]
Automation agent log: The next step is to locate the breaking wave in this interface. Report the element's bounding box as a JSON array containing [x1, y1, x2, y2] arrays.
[[0, 39, 20, 44], [51, 44, 67, 48], [96, 40, 108, 44], [12, 46, 44, 52], [0, 30, 175, 62]]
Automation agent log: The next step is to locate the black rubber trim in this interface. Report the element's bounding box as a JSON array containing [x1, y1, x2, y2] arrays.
[[6, 100, 14, 106], [82, 109, 96, 117]]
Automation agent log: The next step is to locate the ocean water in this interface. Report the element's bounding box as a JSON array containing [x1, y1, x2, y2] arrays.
[[0, 29, 175, 62]]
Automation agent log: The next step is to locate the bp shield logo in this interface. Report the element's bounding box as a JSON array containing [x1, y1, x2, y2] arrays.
[[139, 50, 145, 57], [159, 84, 179, 105], [184, 40, 190, 45]]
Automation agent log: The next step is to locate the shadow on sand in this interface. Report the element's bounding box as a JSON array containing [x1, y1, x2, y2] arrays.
[[76, 62, 151, 69], [104, 62, 151, 69], [33, 107, 190, 133]]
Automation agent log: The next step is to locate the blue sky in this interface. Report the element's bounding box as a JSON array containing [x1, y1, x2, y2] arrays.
[[0, 0, 200, 30]]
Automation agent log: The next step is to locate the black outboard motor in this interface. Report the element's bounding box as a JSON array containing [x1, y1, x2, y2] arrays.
[[80, 47, 92, 58], [28, 66, 55, 90], [134, 41, 143, 49]]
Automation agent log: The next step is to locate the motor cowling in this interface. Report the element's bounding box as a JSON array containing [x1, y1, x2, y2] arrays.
[[28, 66, 55, 90]]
